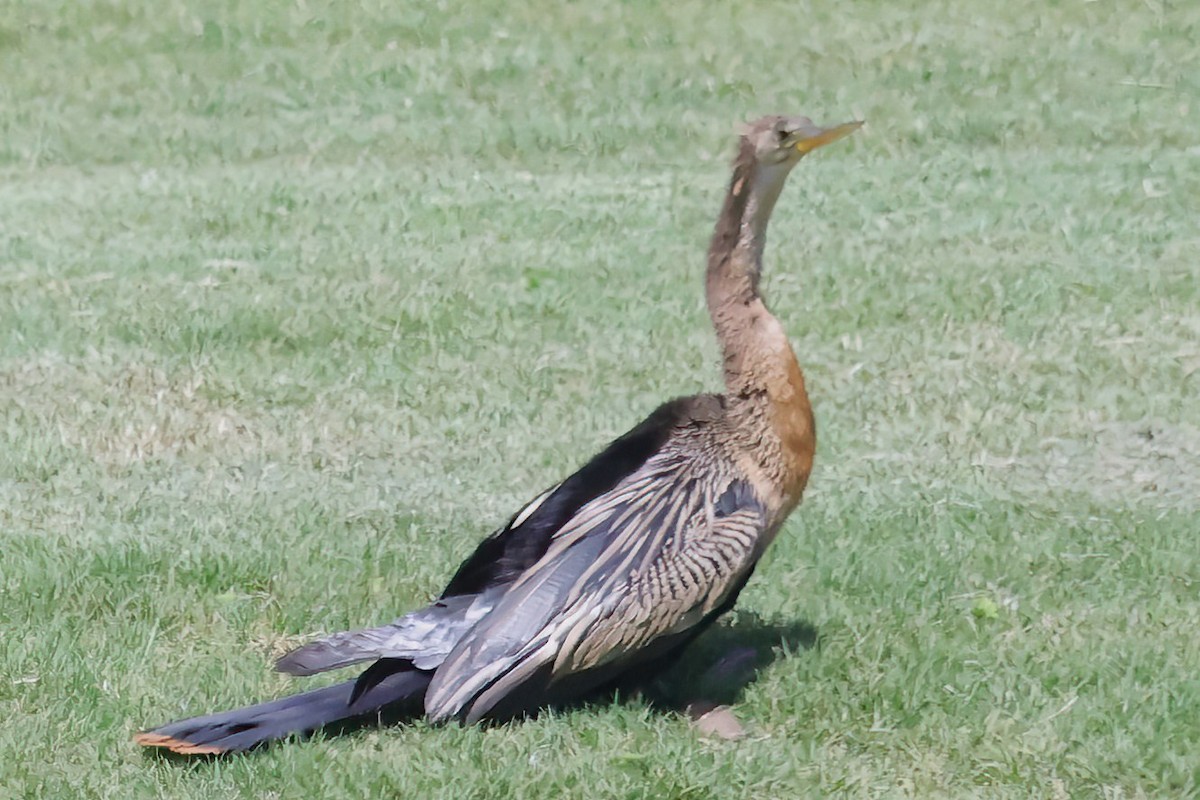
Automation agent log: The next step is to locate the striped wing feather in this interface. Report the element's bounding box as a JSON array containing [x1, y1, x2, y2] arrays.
[[424, 448, 766, 723], [438, 399, 690, 599]]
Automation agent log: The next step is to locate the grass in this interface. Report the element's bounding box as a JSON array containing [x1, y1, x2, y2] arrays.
[[2, 0, 1198, 796]]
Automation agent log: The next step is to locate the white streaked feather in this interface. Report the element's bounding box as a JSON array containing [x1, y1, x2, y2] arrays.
[[509, 485, 557, 529]]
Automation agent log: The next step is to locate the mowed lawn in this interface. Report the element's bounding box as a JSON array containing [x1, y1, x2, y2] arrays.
[[2, 1, 1198, 797]]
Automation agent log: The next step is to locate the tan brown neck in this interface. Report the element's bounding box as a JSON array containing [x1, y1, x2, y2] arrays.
[[705, 139, 815, 502]]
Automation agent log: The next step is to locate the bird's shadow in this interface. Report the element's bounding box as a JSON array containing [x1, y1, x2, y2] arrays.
[[617, 609, 819, 713]]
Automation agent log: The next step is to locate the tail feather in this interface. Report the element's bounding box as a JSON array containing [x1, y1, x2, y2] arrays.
[[135, 666, 431, 754], [275, 594, 488, 677]]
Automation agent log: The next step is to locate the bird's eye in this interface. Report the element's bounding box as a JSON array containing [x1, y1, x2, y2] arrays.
[[775, 127, 790, 142]]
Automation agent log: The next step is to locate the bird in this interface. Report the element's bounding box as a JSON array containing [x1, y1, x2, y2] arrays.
[[134, 114, 862, 755]]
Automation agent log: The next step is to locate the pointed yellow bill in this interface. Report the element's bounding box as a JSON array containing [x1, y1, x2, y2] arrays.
[[792, 120, 864, 154]]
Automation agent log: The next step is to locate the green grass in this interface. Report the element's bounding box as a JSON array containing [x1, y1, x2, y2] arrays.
[[2, 0, 1199, 796]]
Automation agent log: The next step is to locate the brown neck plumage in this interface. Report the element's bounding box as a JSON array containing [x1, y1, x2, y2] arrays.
[[705, 137, 815, 501], [705, 139, 799, 395], [706, 140, 758, 314]]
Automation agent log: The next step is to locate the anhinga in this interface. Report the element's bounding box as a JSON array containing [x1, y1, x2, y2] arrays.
[[135, 115, 861, 754]]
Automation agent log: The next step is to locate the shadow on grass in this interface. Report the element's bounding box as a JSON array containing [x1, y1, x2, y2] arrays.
[[140, 610, 817, 760], [636, 609, 820, 711]]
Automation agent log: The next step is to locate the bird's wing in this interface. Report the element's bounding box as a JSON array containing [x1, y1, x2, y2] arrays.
[[275, 396, 719, 677], [437, 398, 696, 598], [424, 450, 768, 724]]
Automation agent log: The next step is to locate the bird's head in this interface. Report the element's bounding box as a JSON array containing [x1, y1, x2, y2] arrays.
[[740, 115, 863, 166]]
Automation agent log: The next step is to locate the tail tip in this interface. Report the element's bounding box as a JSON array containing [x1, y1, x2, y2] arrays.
[[134, 730, 227, 756]]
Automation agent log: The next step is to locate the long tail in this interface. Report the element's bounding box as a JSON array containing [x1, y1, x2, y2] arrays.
[[135, 664, 431, 755]]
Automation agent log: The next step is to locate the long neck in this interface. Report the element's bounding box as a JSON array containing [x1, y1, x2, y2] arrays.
[[705, 140, 798, 396], [705, 138, 816, 506]]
